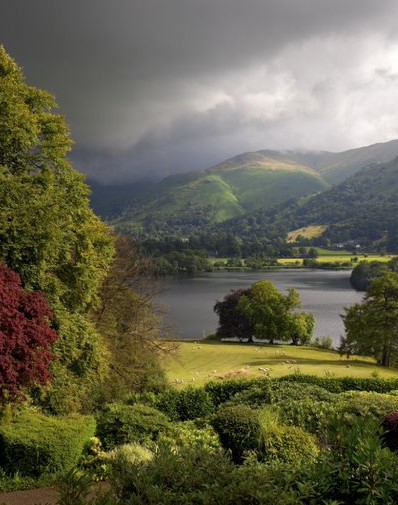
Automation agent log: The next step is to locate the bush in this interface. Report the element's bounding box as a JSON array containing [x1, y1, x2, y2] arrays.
[[126, 387, 215, 421], [223, 382, 273, 409], [271, 381, 335, 404], [382, 412, 398, 451], [108, 444, 236, 505], [205, 378, 268, 406], [276, 398, 338, 439], [336, 391, 398, 419], [258, 410, 319, 465], [95, 403, 171, 450], [277, 374, 398, 393], [211, 405, 261, 463], [309, 416, 398, 505], [157, 420, 221, 453], [0, 410, 95, 478]]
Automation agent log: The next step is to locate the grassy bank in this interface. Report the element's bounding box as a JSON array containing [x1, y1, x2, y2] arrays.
[[163, 340, 398, 388]]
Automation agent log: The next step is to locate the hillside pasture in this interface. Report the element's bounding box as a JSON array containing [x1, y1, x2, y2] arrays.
[[163, 341, 398, 388]]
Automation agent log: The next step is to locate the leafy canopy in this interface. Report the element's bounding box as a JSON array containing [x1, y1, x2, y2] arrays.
[[215, 280, 314, 344], [0, 46, 114, 412], [341, 272, 398, 367], [0, 264, 58, 403]]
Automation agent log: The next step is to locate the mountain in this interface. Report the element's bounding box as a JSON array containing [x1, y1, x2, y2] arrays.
[[285, 156, 398, 250], [88, 139, 398, 244], [112, 151, 328, 233]]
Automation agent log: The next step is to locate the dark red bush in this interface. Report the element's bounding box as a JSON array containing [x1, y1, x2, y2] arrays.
[[382, 411, 398, 451], [0, 264, 58, 403]]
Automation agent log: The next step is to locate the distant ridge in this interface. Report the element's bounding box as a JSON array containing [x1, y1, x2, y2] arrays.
[[88, 139, 398, 241]]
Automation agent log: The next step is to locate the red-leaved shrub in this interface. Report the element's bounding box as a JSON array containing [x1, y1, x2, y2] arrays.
[[382, 411, 398, 451], [0, 263, 58, 403]]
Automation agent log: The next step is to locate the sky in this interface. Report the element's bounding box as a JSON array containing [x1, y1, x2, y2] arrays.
[[2, 0, 398, 184]]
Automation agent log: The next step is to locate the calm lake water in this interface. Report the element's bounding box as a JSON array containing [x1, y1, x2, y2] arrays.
[[156, 270, 365, 347]]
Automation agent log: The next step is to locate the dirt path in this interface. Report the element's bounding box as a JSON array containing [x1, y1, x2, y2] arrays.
[[0, 482, 110, 505], [0, 486, 59, 505]]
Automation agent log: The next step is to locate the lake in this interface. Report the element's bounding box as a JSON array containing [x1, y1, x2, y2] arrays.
[[156, 270, 365, 346]]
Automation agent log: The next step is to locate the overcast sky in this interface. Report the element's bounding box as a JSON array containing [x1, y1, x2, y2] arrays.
[[2, 0, 398, 183]]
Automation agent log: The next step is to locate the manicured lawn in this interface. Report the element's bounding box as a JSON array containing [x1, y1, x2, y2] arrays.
[[163, 340, 398, 388]]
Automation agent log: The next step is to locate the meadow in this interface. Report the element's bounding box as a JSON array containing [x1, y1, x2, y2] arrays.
[[163, 340, 398, 388]]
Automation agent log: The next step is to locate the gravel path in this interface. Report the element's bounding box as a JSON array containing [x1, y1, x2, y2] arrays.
[[0, 486, 59, 505]]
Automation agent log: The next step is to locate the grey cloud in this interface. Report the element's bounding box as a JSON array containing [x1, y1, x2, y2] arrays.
[[2, 0, 398, 182]]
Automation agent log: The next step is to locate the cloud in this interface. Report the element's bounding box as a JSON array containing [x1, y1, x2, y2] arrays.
[[2, 0, 398, 182]]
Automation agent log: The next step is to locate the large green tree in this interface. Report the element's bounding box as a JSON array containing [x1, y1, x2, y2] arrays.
[[237, 281, 314, 344], [341, 273, 398, 367], [0, 46, 114, 412], [216, 280, 314, 344]]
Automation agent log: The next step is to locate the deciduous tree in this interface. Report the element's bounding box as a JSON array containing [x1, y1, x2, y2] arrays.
[[341, 273, 398, 367], [0, 264, 58, 403], [0, 46, 114, 412], [214, 288, 254, 341]]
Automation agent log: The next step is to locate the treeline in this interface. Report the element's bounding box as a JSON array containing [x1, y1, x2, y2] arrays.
[[350, 257, 398, 291], [0, 46, 169, 415]]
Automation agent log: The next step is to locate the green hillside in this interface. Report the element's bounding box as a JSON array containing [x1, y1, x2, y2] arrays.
[[289, 156, 398, 249], [113, 154, 328, 233]]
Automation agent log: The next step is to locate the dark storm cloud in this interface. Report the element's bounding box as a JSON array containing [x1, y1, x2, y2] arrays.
[[2, 0, 398, 182]]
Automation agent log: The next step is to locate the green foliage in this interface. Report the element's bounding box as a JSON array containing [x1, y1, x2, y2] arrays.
[[277, 374, 398, 393], [94, 235, 169, 401], [107, 444, 237, 505], [0, 409, 95, 478], [204, 377, 269, 406], [350, 260, 391, 291], [0, 47, 114, 411], [157, 420, 221, 453], [342, 273, 398, 367], [258, 410, 319, 465], [211, 405, 262, 463], [224, 382, 273, 408], [31, 310, 109, 415], [236, 281, 314, 344], [128, 386, 215, 421], [336, 391, 398, 419], [310, 416, 398, 505], [95, 403, 172, 450], [276, 399, 337, 438]]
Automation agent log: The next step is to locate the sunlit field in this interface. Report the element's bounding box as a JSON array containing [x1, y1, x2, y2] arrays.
[[163, 340, 398, 388]]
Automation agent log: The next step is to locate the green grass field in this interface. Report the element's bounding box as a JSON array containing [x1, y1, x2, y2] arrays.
[[162, 341, 398, 388], [278, 251, 393, 266]]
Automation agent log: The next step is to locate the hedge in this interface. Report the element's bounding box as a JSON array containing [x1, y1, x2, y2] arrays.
[[205, 376, 398, 407], [95, 403, 172, 450], [0, 410, 95, 478]]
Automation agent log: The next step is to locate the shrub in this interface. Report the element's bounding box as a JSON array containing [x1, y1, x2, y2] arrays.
[[276, 398, 338, 439], [224, 382, 273, 409], [258, 410, 319, 465], [277, 374, 398, 393], [108, 444, 235, 505], [0, 410, 95, 478], [205, 378, 268, 406], [310, 416, 398, 504], [127, 387, 215, 421], [0, 264, 58, 404], [211, 405, 261, 463], [95, 403, 171, 450], [271, 381, 335, 404], [157, 420, 221, 453], [382, 412, 398, 451], [336, 391, 398, 419]]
